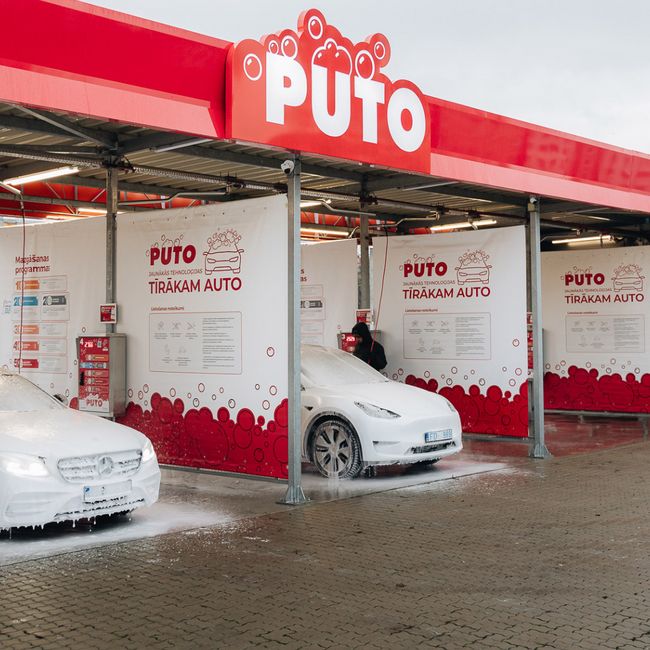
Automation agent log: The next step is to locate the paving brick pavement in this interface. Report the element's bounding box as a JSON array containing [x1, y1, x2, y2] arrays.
[[3, 442, 650, 649]]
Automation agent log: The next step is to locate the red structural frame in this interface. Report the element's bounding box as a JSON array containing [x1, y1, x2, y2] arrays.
[[2, 0, 650, 214]]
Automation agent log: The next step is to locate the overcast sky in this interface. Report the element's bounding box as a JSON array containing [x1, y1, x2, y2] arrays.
[[93, 0, 650, 154]]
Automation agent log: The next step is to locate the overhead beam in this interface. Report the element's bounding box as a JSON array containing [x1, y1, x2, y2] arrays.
[[0, 144, 102, 156], [0, 190, 136, 211], [118, 132, 205, 155], [0, 113, 89, 140], [177, 145, 364, 182], [304, 204, 398, 223], [55, 173, 204, 197], [0, 160, 71, 181], [405, 183, 528, 207], [0, 113, 365, 182], [12, 106, 116, 148], [0, 144, 103, 169], [341, 173, 529, 207], [364, 174, 452, 193]]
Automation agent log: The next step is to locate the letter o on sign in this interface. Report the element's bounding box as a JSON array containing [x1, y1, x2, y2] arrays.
[[183, 245, 197, 264], [387, 87, 426, 153]]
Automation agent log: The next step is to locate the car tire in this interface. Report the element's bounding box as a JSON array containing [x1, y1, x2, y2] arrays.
[[310, 418, 363, 479]]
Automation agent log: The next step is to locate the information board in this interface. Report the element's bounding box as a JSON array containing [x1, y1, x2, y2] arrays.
[[542, 246, 650, 413], [0, 218, 106, 401], [373, 226, 528, 437], [116, 197, 289, 478]]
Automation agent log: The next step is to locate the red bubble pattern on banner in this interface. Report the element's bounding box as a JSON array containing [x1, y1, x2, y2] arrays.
[[545, 366, 650, 413], [404, 375, 528, 437], [111, 393, 289, 478]]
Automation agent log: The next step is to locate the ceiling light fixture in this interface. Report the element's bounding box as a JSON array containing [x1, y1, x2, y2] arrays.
[[430, 218, 497, 233], [300, 227, 348, 238], [77, 207, 108, 215], [551, 234, 614, 245], [4, 166, 80, 186], [300, 199, 332, 209]]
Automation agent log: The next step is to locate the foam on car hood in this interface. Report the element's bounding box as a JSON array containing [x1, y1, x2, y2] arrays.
[[0, 409, 146, 458]]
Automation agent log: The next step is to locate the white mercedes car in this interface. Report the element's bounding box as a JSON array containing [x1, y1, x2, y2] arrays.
[[301, 345, 462, 478], [0, 371, 160, 530]]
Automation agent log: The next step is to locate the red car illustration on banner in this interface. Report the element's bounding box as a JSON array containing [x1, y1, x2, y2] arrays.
[[612, 263, 644, 292], [455, 249, 492, 285], [203, 229, 244, 275]]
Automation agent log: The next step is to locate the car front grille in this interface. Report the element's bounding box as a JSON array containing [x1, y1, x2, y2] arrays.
[[54, 495, 145, 521], [57, 450, 142, 483], [411, 441, 454, 455]]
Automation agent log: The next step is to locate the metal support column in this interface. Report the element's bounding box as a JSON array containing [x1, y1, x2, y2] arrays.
[[105, 165, 118, 335], [528, 197, 551, 458], [359, 215, 371, 309], [281, 155, 308, 505]]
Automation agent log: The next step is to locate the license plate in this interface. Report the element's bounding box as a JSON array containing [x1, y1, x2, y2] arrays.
[[424, 429, 453, 443], [83, 480, 132, 503]]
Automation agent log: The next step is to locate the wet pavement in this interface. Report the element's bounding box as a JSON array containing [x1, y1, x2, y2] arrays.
[[0, 458, 506, 567], [3, 415, 650, 648], [462, 411, 649, 459]]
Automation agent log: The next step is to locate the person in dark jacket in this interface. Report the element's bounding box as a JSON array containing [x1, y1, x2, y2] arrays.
[[351, 322, 387, 371]]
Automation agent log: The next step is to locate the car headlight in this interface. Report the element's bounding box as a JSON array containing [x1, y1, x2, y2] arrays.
[[354, 401, 401, 419], [0, 453, 50, 478], [141, 439, 157, 464]]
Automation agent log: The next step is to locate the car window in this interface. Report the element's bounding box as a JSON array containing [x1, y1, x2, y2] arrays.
[[0, 373, 65, 412], [301, 345, 388, 387]]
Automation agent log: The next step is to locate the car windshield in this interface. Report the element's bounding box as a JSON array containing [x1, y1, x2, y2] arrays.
[[0, 373, 65, 412], [301, 345, 388, 387]]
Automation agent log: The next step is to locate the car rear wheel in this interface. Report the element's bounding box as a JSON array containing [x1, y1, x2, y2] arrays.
[[310, 418, 362, 479]]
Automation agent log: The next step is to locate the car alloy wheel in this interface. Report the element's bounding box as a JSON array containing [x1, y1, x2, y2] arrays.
[[311, 418, 362, 479]]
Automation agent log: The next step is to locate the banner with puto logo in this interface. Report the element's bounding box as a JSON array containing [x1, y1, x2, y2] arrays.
[[116, 196, 289, 478], [373, 226, 528, 437]]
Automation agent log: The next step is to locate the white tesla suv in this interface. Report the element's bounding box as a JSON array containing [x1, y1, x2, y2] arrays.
[[301, 345, 462, 478]]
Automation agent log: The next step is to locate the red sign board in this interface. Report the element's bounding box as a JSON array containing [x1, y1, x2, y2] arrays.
[[78, 336, 111, 414], [14, 358, 38, 369], [100, 303, 117, 324], [356, 309, 372, 324], [227, 8, 431, 174], [339, 333, 358, 354]]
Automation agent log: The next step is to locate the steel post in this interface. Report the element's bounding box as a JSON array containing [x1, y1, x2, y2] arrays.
[[105, 165, 118, 335], [528, 197, 551, 458], [359, 215, 370, 309], [281, 156, 308, 505]]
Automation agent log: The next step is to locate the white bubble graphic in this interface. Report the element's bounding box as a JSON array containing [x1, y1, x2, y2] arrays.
[[307, 14, 324, 39], [243, 53, 262, 81], [281, 35, 298, 58]]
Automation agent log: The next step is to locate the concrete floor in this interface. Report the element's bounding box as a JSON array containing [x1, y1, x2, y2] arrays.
[[2, 413, 650, 649]]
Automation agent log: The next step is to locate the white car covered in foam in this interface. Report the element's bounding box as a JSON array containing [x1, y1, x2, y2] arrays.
[[0, 371, 160, 529], [301, 345, 462, 478]]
